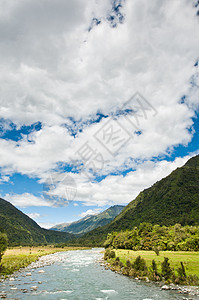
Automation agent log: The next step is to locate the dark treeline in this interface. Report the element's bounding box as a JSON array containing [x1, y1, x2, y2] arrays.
[[104, 223, 199, 251]]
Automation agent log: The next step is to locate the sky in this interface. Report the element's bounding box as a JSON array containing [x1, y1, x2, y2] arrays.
[[0, 0, 199, 229]]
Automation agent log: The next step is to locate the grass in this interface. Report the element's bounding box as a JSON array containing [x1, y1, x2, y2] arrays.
[[0, 246, 89, 276], [114, 249, 199, 277]]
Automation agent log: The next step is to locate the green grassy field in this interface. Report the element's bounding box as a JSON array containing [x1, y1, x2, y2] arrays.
[[0, 246, 89, 276], [114, 249, 199, 277]]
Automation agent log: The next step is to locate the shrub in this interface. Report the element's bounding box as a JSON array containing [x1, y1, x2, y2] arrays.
[[126, 259, 132, 269], [104, 249, 115, 260], [132, 256, 147, 271], [0, 233, 8, 264], [153, 246, 160, 256], [151, 259, 158, 275], [161, 257, 173, 280], [176, 262, 186, 282]]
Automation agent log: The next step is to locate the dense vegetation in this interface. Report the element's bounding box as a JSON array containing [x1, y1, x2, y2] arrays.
[[74, 155, 199, 246], [104, 249, 199, 285], [0, 232, 8, 263], [0, 198, 74, 246], [104, 223, 199, 251], [51, 205, 124, 235]]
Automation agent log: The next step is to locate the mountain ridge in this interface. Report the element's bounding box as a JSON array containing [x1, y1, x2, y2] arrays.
[[0, 198, 74, 246], [75, 155, 199, 245], [51, 205, 125, 235]]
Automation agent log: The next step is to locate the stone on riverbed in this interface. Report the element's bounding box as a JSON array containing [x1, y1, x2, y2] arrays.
[[161, 285, 170, 290], [38, 270, 45, 273], [26, 273, 32, 276], [31, 286, 38, 291]]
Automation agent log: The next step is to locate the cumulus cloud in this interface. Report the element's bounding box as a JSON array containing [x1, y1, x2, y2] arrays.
[[37, 222, 58, 229], [35, 154, 196, 208], [78, 208, 102, 218], [0, 0, 199, 209], [0, 0, 198, 125], [4, 192, 50, 208], [26, 212, 41, 219]]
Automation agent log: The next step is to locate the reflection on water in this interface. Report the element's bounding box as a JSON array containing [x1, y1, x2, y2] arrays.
[[0, 249, 197, 300]]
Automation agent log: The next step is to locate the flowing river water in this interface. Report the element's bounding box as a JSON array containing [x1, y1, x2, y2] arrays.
[[0, 249, 198, 300]]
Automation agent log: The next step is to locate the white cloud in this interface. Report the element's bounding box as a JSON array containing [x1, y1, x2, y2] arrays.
[[0, 0, 198, 179], [5, 192, 50, 208], [26, 212, 41, 219], [0, 175, 10, 184], [0, 0, 199, 211], [0, 0, 198, 125], [3, 153, 198, 208], [37, 222, 58, 229], [39, 154, 197, 207], [78, 208, 102, 218]]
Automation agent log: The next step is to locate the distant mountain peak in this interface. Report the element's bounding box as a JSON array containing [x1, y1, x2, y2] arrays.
[[51, 205, 125, 235]]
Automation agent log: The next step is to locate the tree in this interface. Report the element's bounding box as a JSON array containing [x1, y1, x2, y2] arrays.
[[0, 232, 8, 263], [161, 257, 172, 280], [132, 256, 147, 271]]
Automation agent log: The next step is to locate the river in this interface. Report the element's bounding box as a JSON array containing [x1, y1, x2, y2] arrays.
[[0, 249, 198, 299]]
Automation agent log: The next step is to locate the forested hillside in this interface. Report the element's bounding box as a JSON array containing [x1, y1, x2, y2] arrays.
[[75, 155, 199, 246], [0, 198, 74, 246]]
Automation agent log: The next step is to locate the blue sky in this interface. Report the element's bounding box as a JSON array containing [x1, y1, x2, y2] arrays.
[[0, 0, 199, 228]]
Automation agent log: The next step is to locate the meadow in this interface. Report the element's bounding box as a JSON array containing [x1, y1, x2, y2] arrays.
[[114, 249, 199, 277]]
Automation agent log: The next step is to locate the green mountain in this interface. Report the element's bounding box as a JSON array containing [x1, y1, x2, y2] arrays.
[[76, 155, 199, 246], [0, 198, 74, 246], [51, 205, 125, 235]]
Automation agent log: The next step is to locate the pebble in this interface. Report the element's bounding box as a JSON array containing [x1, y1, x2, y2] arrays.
[[26, 273, 32, 276], [31, 286, 38, 291], [161, 285, 170, 290]]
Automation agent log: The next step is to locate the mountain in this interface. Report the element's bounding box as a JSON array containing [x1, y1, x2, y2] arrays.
[[51, 205, 125, 235], [76, 155, 199, 246], [0, 198, 74, 246]]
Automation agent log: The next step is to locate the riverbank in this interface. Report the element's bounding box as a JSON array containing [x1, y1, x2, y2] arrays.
[[0, 246, 89, 277], [114, 249, 199, 277], [102, 249, 199, 297]]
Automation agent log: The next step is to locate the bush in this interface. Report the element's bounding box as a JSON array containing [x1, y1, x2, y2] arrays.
[[0, 233, 8, 264], [104, 249, 115, 260], [151, 259, 158, 275], [132, 256, 147, 271], [176, 262, 186, 282], [126, 259, 132, 269], [161, 257, 173, 280], [153, 246, 160, 256]]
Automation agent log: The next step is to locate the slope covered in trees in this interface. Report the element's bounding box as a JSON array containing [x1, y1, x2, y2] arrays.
[[0, 198, 74, 246], [75, 155, 199, 246]]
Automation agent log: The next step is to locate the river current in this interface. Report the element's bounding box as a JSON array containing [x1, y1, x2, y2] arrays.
[[0, 249, 198, 300]]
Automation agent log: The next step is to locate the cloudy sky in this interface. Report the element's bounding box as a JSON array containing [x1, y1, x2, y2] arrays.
[[0, 0, 199, 228]]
